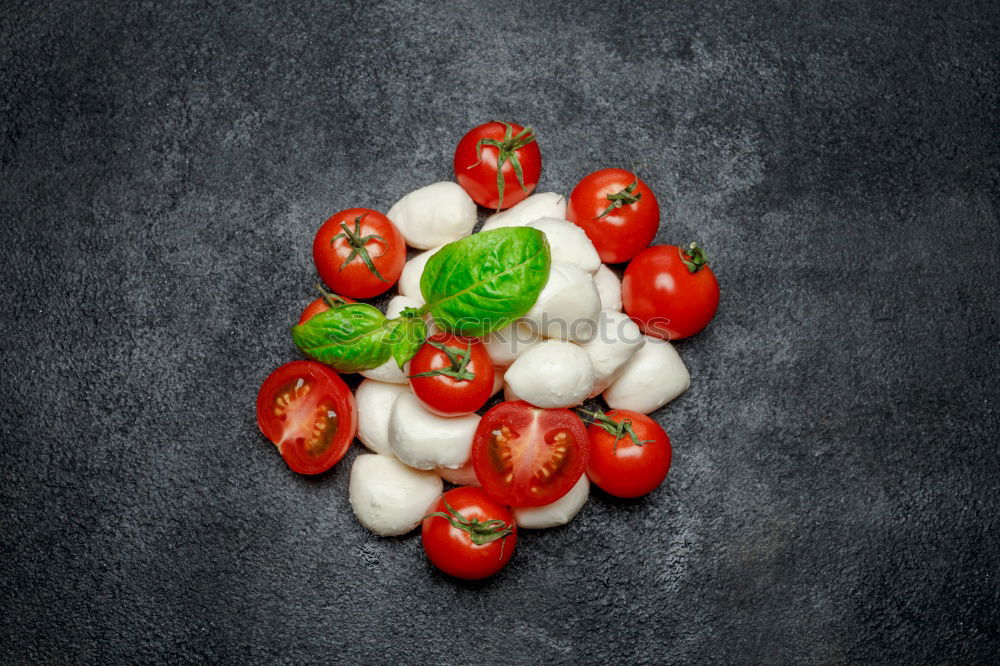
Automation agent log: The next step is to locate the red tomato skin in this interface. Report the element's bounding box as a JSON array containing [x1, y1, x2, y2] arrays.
[[566, 168, 660, 263], [622, 245, 720, 340], [453, 122, 541, 210], [297, 295, 355, 324], [422, 487, 517, 580], [471, 401, 590, 508], [409, 334, 495, 417], [255, 361, 358, 475], [586, 410, 671, 498], [312, 208, 405, 299]]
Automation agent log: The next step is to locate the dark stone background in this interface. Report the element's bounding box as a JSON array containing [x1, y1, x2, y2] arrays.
[[2, 1, 998, 663]]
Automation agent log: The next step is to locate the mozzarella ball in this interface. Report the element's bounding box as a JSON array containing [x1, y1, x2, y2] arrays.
[[354, 379, 409, 456], [581, 311, 646, 395], [523, 261, 602, 342], [388, 392, 480, 470], [386, 294, 421, 318], [503, 340, 594, 408], [526, 218, 601, 274], [480, 192, 566, 232], [513, 474, 589, 529], [503, 381, 522, 403], [603, 337, 690, 414], [482, 319, 542, 366], [397, 246, 442, 303], [435, 461, 480, 487], [359, 358, 408, 384], [593, 264, 622, 312], [490, 368, 505, 397], [387, 181, 476, 250], [349, 454, 443, 536]]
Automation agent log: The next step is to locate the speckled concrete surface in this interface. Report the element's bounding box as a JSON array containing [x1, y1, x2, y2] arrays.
[[2, 1, 999, 663]]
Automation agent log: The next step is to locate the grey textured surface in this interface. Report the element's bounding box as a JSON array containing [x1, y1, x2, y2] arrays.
[[2, 1, 999, 663]]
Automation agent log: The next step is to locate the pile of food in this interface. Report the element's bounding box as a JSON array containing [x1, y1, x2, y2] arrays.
[[255, 121, 720, 579]]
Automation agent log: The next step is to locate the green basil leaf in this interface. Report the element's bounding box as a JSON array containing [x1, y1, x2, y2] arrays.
[[387, 315, 427, 369], [291, 303, 392, 372], [420, 227, 551, 336]]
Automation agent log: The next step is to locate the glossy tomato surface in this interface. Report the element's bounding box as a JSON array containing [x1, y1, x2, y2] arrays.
[[586, 410, 672, 498], [622, 244, 720, 340], [297, 294, 355, 324], [312, 208, 405, 299], [471, 401, 589, 507], [421, 486, 517, 580], [409, 333, 495, 416], [566, 168, 660, 263], [255, 361, 357, 475], [453, 121, 541, 210]]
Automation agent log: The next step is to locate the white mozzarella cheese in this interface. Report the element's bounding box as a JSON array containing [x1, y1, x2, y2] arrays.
[[435, 462, 480, 487], [523, 261, 601, 342], [582, 311, 646, 396], [349, 454, 443, 536], [480, 192, 566, 232], [387, 181, 476, 250], [482, 319, 542, 366], [397, 246, 443, 303], [526, 218, 601, 274], [503, 339, 594, 408], [592, 264, 622, 312], [359, 358, 408, 385], [385, 294, 422, 318], [513, 474, 590, 529], [490, 368, 505, 397], [388, 392, 480, 470], [603, 336, 690, 414], [354, 379, 410, 456]]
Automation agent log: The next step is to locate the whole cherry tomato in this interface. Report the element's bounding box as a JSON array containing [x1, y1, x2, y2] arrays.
[[622, 243, 719, 340], [566, 168, 660, 263], [297, 290, 354, 324], [583, 409, 672, 498], [409, 333, 495, 417], [453, 121, 541, 211], [313, 208, 405, 299], [422, 486, 517, 580]]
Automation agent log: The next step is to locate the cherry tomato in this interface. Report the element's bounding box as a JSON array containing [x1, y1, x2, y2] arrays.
[[565, 168, 660, 263], [409, 333, 495, 417], [255, 361, 357, 475], [584, 409, 672, 498], [313, 208, 405, 299], [471, 401, 589, 508], [421, 486, 517, 580], [297, 292, 355, 324], [622, 243, 720, 340], [454, 121, 541, 211]]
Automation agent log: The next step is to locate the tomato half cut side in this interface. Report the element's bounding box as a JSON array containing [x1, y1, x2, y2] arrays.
[[256, 360, 357, 475], [471, 401, 589, 507]]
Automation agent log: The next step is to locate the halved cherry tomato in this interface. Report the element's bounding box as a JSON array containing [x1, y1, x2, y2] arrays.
[[255, 361, 357, 475], [313, 208, 405, 299], [422, 486, 517, 580], [584, 409, 671, 498], [297, 292, 355, 324], [471, 401, 589, 508], [453, 121, 541, 211], [566, 168, 660, 263], [409, 333, 495, 416], [622, 243, 719, 340]]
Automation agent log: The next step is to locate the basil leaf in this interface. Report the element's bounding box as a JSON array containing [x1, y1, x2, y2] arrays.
[[291, 303, 392, 372], [420, 227, 551, 336], [387, 315, 427, 369]]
